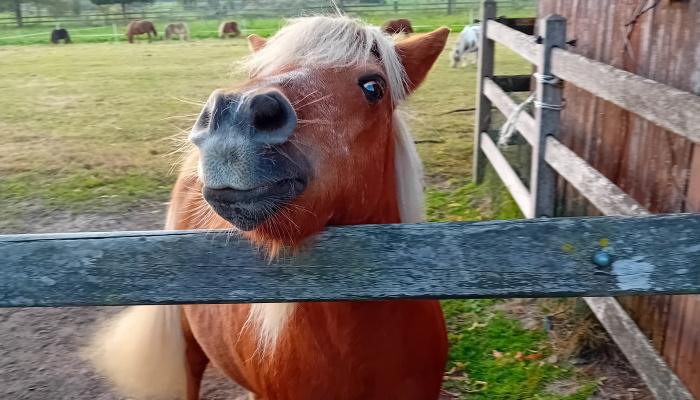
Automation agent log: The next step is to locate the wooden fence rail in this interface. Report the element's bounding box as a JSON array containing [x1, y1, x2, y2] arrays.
[[1, 214, 700, 308]]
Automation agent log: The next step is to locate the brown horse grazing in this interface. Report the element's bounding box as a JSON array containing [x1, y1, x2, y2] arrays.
[[165, 22, 190, 41], [127, 20, 157, 43], [383, 18, 414, 34], [218, 21, 241, 38], [89, 16, 450, 400], [51, 28, 71, 44]]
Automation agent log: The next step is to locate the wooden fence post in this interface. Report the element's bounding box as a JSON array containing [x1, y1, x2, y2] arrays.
[[473, 0, 497, 184], [447, 0, 453, 15], [530, 14, 566, 218]]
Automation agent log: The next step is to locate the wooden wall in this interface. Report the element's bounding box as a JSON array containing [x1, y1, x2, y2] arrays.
[[536, 0, 700, 396]]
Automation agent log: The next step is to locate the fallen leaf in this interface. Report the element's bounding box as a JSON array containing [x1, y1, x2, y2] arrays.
[[466, 322, 487, 331], [448, 203, 461, 207], [474, 381, 488, 390], [539, 361, 546, 366], [454, 361, 470, 369], [492, 350, 504, 358], [525, 353, 541, 359], [514, 351, 523, 360], [547, 355, 559, 364]]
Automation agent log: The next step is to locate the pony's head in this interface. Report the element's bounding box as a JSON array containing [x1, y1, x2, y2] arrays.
[[187, 16, 448, 249]]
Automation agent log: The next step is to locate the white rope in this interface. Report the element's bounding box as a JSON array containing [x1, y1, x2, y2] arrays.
[[497, 93, 535, 147], [534, 100, 563, 111], [533, 72, 560, 85], [532, 73, 563, 110]]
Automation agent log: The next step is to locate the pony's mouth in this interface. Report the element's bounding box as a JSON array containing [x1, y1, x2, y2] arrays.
[[203, 177, 307, 231]]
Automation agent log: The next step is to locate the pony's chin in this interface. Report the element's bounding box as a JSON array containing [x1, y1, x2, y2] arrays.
[[203, 178, 306, 231]]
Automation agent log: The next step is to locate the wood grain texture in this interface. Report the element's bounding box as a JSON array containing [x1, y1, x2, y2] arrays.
[[486, 19, 539, 64], [530, 15, 566, 219], [584, 297, 695, 400], [550, 48, 700, 145], [480, 132, 533, 216], [1, 214, 700, 308], [545, 137, 649, 217]]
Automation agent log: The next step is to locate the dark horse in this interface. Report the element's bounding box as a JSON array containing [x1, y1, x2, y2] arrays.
[[51, 29, 71, 44], [218, 21, 241, 38], [127, 21, 157, 43], [382, 19, 413, 35]]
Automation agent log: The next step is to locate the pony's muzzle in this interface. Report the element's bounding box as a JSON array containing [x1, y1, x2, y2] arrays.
[[189, 89, 308, 231], [194, 90, 297, 147]]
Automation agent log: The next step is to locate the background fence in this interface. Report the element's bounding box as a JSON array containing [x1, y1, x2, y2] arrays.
[[0, 0, 536, 28]]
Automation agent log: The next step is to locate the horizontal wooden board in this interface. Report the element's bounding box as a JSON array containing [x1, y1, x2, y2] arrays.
[[545, 137, 649, 217], [487, 19, 539, 64], [2, 214, 700, 307], [551, 49, 700, 144]]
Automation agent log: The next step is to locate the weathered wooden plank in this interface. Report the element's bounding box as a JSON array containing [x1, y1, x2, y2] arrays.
[[550, 48, 700, 144], [584, 297, 695, 400], [483, 77, 537, 145], [474, 0, 497, 184], [491, 75, 532, 93], [2, 214, 700, 307], [486, 19, 539, 64], [531, 15, 566, 219], [479, 132, 534, 217], [545, 137, 649, 217]]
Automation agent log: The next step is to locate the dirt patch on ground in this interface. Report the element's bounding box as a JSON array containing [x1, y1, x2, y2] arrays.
[[495, 299, 654, 400], [0, 202, 246, 400]]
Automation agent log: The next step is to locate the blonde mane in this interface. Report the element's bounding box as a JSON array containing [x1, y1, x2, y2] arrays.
[[245, 15, 426, 353]]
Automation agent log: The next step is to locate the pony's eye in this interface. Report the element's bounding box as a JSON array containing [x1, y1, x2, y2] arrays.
[[358, 77, 384, 103]]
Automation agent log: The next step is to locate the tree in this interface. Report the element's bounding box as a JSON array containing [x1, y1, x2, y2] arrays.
[[90, 0, 154, 19]]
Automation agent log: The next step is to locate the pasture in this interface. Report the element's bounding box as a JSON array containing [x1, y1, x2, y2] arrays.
[[0, 35, 602, 399]]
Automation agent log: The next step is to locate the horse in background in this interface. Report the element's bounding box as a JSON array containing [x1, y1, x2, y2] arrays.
[[89, 15, 450, 400], [126, 21, 157, 43], [383, 18, 414, 34], [451, 25, 480, 67], [165, 22, 190, 41], [51, 29, 71, 44], [218, 21, 241, 38]]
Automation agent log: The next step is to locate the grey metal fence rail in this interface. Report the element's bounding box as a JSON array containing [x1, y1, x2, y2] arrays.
[[473, 1, 698, 399]]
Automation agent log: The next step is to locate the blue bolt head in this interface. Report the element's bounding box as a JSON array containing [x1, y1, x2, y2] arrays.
[[592, 251, 612, 267]]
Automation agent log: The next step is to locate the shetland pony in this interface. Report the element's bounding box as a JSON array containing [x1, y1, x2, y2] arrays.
[[90, 16, 450, 400], [51, 28, 71, 44], [383, 18, 414, 34], [127, 21, 157, 43], [451, 25, 480, 68], [218, 21, 241, 38], [165, 22, 190, 41]]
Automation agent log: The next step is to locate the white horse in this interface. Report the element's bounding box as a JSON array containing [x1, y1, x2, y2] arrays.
[[165, 22, 190, 41], [451, 25, 480, 68]]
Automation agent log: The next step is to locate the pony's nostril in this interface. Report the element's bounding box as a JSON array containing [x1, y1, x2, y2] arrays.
[[250, 93, 287, 132]]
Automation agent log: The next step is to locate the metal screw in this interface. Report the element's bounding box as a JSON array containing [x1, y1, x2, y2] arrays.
[[592, 251, 612, 267]]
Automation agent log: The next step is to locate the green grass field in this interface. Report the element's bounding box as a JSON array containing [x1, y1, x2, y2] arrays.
[[0, 32, 595, 398]]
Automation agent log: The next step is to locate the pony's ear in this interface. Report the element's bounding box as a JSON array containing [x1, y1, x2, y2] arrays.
[[395, 27, 450, 93], [248, 34, 267, 52]]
